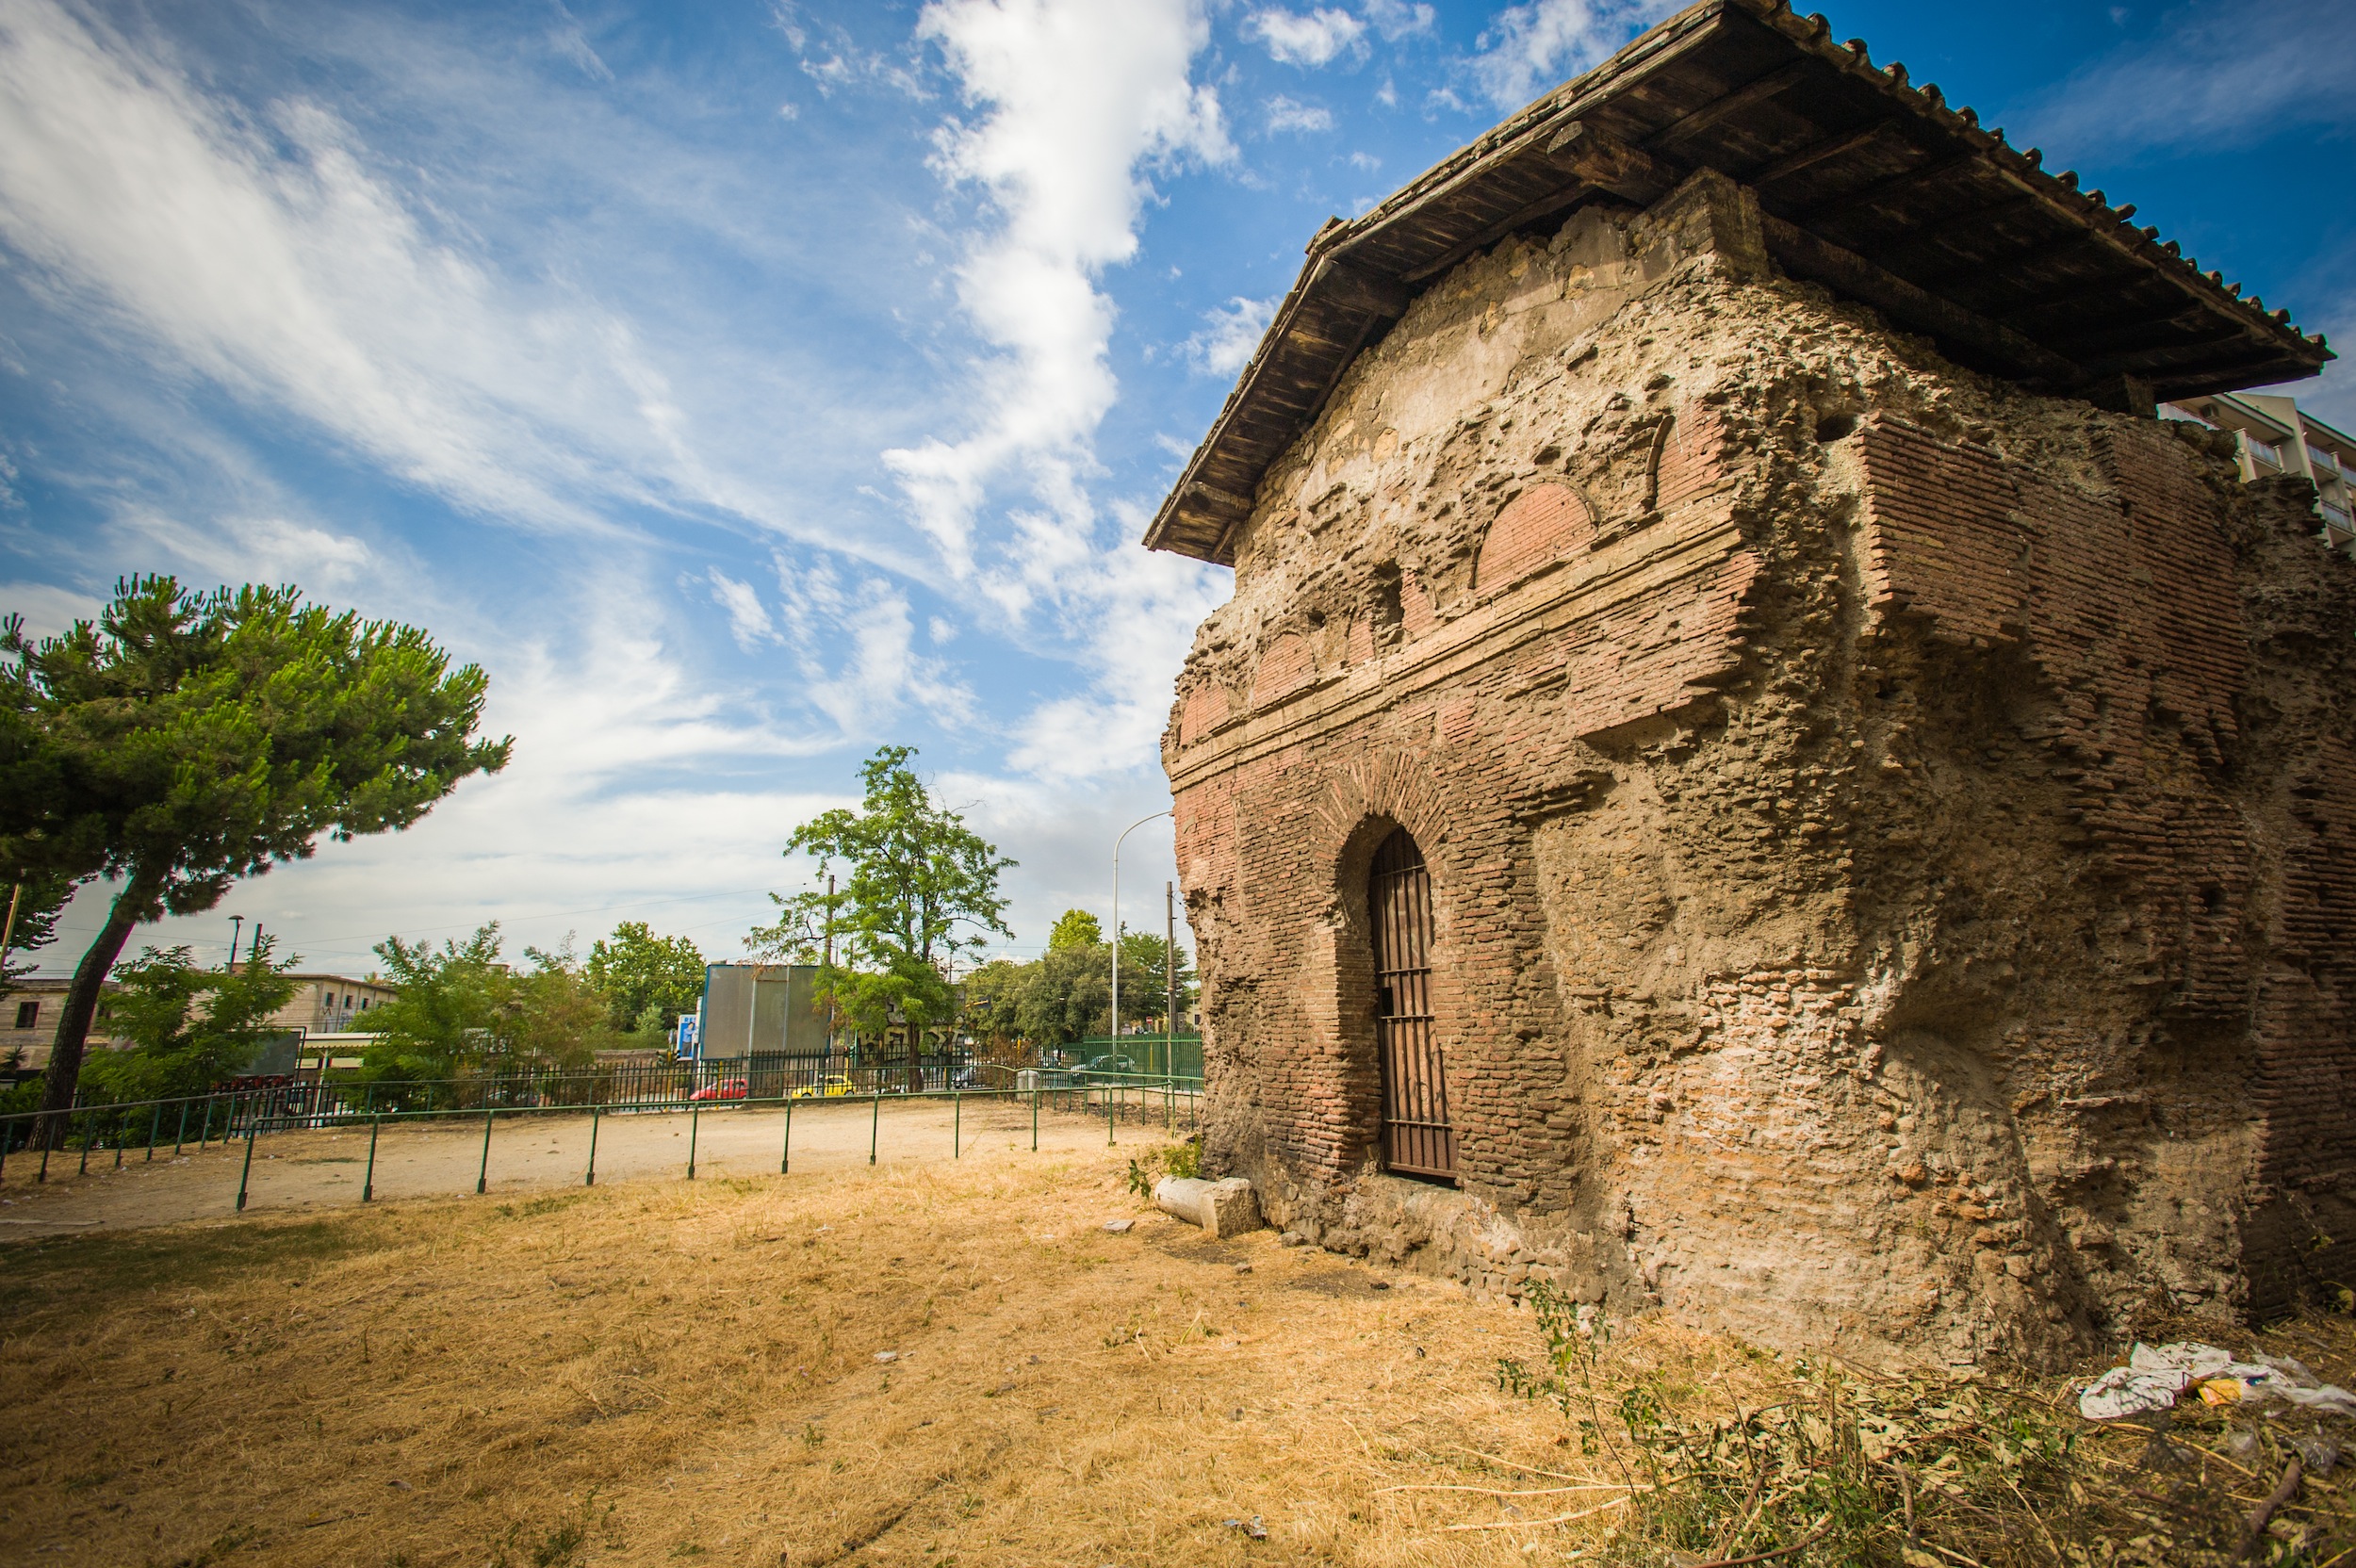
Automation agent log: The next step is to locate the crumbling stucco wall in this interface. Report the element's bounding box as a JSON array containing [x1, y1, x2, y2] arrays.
[[1163, 171, 2356, 1368]]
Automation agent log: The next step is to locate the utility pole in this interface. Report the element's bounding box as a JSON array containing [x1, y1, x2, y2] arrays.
[[1, 884, 21, 977], [1165, 880, 1176, 1075], [822, 873, 837, 1062], [228, 914, 244, 971], [1111, 810, 1170, 1049]]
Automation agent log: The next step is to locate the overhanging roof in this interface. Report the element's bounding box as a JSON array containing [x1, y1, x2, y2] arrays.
[[1145, 0, 2332, 564]]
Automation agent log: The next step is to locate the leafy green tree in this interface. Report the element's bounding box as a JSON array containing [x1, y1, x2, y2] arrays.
[[959, 956, 1030, 1051], [973, 927, 1196, 1054], [749, 745, 1013, 1088], [79, 934, 298, 1102], [1115, 929, 1195, 1026], [1, 577, 510, 1132], [354, 925, 511, 1083], [357, 926, 617, 1085], [584, 922, 706, 1033], [1012, 942, 1110, 1050], [512, 939, 619, 1068], [1046, 908, 1102, 952], [0, 869, 80, 985]]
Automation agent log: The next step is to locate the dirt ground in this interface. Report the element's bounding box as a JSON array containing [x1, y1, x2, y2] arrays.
[[0, 1125, 1680, 1568], [0, 1097, 1135, 1234], [4, 1122, 2348, 1568]]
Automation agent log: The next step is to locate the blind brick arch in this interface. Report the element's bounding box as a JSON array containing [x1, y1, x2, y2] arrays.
[[1474, 482, 1594, 593], [1178, 683, 1235, 747], [1249, 631, 1316, 708]]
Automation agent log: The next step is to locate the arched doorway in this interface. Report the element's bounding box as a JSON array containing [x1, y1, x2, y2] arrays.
[[1370, 827, 1454, 1179]]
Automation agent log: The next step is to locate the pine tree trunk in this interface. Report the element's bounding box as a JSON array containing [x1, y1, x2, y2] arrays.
[[38, 874, 156, 1148]]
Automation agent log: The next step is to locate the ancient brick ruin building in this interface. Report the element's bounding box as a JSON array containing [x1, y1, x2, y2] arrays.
[[1146, 0, 2355, 1367]]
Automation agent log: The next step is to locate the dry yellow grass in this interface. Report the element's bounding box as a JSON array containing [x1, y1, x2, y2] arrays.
[[0, 1136, 1763, 1568], [5, 1134, 2348, 1568]]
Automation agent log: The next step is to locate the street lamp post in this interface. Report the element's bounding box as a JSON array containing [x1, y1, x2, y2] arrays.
[[1111, 810, 1171, 1052]]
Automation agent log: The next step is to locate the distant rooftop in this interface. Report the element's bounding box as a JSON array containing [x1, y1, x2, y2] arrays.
[[1146, 0, 2331, 565]]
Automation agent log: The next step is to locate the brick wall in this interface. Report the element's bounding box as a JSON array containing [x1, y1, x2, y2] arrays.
[[1161, 172, 2356, 1365]]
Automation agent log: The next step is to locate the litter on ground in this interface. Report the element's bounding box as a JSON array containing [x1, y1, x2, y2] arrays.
[[2078, 1341, 2356, 1421]]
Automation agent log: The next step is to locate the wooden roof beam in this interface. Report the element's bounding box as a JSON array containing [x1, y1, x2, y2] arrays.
[[1548, 122, 2086, 386], [1742, 117, 1898, 188], [1784, 146, 1978, 225], [1644, 57, 1816, 151], [1545, 120, 1677, 203], [1761, 213, 2084, 384], [1401, 185, 1597, 284]]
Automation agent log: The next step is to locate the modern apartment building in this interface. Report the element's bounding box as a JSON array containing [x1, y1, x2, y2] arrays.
[[2165, 391, 2356, 553]]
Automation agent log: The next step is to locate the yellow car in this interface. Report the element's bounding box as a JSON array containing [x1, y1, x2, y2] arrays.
[[789, 1076, 854, 1100]]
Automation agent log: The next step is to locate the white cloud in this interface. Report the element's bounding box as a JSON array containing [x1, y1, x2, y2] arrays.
[[2250, 286, 2356, 432], [0, 579, 102, 640], [1466, 0, 1666, 109], [1002, 512, 1228, 780], [546, 3, 614, 82], [123, 617, 857, 974], [1363, 0, 1436, 40], [707, 568, 778, 650], [2021, 0, 2354, 155], [0, 0, 760, 541], [106, 508, 377, 595], [774, 554, 974, 739], [1184, 295, 1277, 377], [893, 0, 1231, 580], [883, 1, 1243, 784], [1266, 94, 1334, 134], [1247, 7, 1366, 66]]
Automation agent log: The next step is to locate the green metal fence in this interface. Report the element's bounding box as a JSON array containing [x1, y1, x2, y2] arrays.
[[0, 1070, 1204, 1215], [1042, 1036, 1203, 1081]]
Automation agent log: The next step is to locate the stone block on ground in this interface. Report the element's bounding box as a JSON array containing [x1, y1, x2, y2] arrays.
[[1153, 1175, 1263, 1238]]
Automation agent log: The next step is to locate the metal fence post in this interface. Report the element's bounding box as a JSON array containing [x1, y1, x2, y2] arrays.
[[869, 1091, 879, 1166], [236, 1117, 258, 1212], [1031, 1086, 1039, 1152], [687, 1102, 699, 1180], [363, 1114, 380, 1201], [476, 1106, 494, 1195], [1106, 1084, 1115, 1146], [173, 1100, 189, 1157], [953, 1091, 960, 1159], [146, 1103, 160, 1162], [79, 1111, 91, 1175], [780, 1098, 793, 1176], [585, 1104, 599, 1187]]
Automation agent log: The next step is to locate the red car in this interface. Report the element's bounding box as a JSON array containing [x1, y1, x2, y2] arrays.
[[688, 1078, 747, 1102]]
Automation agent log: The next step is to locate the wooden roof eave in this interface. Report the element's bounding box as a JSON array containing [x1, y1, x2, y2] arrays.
[[1138, 3, 1739, 564], [1142, 0, 2331, 564]]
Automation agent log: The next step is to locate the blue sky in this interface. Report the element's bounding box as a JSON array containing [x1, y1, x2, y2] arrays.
[[3, 0, 2350, 982]]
